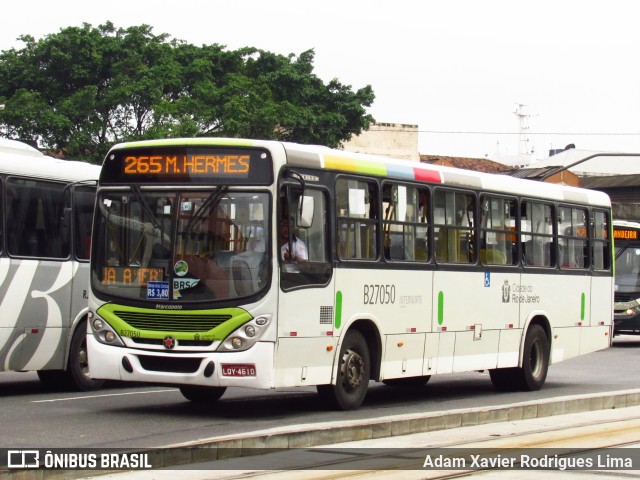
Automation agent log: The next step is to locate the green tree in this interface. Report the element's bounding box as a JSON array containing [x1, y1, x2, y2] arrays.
[[0, 23, 374, 162]]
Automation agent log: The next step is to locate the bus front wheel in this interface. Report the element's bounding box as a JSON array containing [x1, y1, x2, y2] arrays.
[[179, 386, 227, 402], [37, 321, 104, 391], [490, 324, 549, 392], [317, 330, 370, 410], [67, 322, 105, 391]]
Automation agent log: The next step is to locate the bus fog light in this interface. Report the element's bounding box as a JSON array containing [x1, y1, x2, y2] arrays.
[[245, 325, 256, 337], [231, 337, 243, 349]]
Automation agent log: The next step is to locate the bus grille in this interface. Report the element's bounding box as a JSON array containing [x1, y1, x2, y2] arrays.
[[137, 355, 202, 373], [113, 311, 230, 332]]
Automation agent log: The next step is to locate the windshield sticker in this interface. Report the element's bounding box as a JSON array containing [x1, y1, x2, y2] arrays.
[[172, 278, 200, 299], [174, 260, 188, 277], [147, 281, 170, 300]]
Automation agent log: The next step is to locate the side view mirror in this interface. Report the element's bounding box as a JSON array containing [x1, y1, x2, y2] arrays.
[[297, 195, 314, 228]]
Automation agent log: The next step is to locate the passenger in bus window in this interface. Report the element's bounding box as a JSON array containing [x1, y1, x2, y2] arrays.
[[279, 218, 308, 262]]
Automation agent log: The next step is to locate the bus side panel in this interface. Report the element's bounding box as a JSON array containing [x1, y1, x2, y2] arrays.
[[70, 262, 90, 327], [432, 270, 520, 373], [496, 328, 522, 368], [274, 274, 338, 387], [0, 259, 72, 371], [332, 268, 432, 382], [382, 333, 425, 379], [579, 275, 613, 356], [452, 330, 500, 372], [274, 337, 337, 387], [590, 276, 613, 328], [422, 332, 439, 376]]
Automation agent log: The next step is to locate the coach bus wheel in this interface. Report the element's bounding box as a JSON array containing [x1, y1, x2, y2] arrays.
[[317, 330, 370, 410], [520, 324, 550, 390], [382, 375, 431, 388], [67, 322, 104, 391], [179, 386, 227, 402], [489, 324, 549, 392]]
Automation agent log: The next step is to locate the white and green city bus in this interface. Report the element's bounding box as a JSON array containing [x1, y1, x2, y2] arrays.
[[87, 138, 613, 409], [612, 220, 640, 335], [0, 138, 103, 390]]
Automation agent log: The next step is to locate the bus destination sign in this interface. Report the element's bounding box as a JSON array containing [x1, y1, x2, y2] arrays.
[[614, 229, 639, 240], [101, 147, 273, 186]]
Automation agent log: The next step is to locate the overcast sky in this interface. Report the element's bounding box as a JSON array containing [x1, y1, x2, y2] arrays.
[[3, 0, 640, 160]]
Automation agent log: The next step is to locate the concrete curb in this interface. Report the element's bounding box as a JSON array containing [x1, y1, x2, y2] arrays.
[[5, 388, 640, 479]]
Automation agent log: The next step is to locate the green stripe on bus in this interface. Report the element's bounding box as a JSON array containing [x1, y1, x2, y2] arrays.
[[335, 291, 343, 329], [581, 292, 586, 321], [438, 291, 444, 325]]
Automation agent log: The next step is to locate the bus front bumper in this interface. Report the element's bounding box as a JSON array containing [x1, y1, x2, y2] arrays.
[[87, 333, 275, 389]]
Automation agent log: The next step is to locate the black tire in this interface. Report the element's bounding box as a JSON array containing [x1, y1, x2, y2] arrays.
[[489, 324, 549, 392], [317, 330, 370, 410], [179, 386, 227, 402], [520, 324, 550, 390], [37, 322, 104, 391], [383, 375, 431, 388], [67, 322, 104, 391]]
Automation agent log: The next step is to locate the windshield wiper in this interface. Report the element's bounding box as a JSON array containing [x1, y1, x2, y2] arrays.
[[185, 186, 229, 234], [131, 185, 160, 229]]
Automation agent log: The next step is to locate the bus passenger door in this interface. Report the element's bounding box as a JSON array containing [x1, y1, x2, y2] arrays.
[[275, 187, 336, 388]]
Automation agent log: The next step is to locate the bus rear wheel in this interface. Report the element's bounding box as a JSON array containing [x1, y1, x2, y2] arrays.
[[317, 330, 370, 410], [490, 324, 549, 392], [179, 386, 227, 403], [38, 322, 104, 391], [67, 322, 104, 391]]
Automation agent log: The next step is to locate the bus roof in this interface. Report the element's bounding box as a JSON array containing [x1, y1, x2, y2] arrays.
[[613, 220, 640, 229], [107, 137, 611, 208], [0, 139, 100, 182]]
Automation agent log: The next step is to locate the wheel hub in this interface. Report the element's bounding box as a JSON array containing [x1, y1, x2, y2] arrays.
[[341, 349, 364, 390]]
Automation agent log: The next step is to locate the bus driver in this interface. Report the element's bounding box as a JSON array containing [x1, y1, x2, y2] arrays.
[[279, 218, 308, 262]]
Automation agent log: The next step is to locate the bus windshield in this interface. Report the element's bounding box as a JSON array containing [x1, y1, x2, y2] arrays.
[[615, 244, 640, 297], [91, 188, 269, 303]]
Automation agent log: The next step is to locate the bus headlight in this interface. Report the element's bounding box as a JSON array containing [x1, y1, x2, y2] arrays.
[[90, 314, 125, 347], [218, 315, 271, 352], [626, 306, 640, 316]]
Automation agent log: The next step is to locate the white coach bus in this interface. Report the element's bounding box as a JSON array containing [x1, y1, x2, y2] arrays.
[[87, 138, 612, 409], [0, 139, 102, 390]]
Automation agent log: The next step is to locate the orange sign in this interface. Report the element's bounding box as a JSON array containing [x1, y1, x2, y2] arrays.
[[614, 229, 639, 240], [102, 267, 164, 286], [123, 155, 250, 176]]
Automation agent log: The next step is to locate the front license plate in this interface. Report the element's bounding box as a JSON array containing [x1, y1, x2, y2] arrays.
[[221, 364, 256, 377]]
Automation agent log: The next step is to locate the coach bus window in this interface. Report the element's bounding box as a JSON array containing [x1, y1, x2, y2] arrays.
[[73, 185, 96, 261], [558, 206, 588, 269], [336, 179, 378, 260], [434, 189, 476, 264], [383, 183, 429, 262], [521, 201, 554, 268], [591, 210, 610, 271], [480, 196, 516, 265], [6, 178, 69, 259], [0, 180, 3, 254]]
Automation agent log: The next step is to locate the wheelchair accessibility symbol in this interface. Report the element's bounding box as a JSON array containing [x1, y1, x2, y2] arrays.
[[484, 272, 491, 287]]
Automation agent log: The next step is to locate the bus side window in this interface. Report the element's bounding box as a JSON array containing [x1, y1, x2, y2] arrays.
[[336, 178, 378, 261], [434, 189, 475, 264], [592, 210, 610, 271], [480, 196, 516, 266], [521, 201, 554, 268]]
